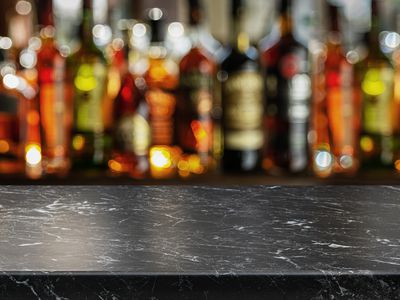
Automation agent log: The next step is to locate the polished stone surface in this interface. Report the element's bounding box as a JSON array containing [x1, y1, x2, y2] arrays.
[[0, 185, 399, 299]]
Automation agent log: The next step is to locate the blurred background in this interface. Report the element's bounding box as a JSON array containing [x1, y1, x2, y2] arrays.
[[2, 0, 400, 184], [0, 0, 394, 46]]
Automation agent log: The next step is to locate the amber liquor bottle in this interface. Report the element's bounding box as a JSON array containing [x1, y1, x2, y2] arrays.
[[144, 8, 180, 179], [310, 2, 360, 177], [176, 0, 216, 176], [110, 26, 150, 179], [36, 0, 71, 175], [0, 53, 24, 175]]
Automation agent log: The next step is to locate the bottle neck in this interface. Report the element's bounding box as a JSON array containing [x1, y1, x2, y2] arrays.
[[188, 0, 203, 47], [368, 0, 382, 55], [327, 3, 341, 45], [79, 3, 95, 47], [189, 24, 202, 47], [189, 0, 202, 26], [328, 4, 339, 33], [279, 0, 293, 36], [37, 0, 54, 27], [231, 6, 250, 52]]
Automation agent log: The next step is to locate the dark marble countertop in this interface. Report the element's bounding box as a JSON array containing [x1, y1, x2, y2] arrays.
[[1, 185, 400, 299]]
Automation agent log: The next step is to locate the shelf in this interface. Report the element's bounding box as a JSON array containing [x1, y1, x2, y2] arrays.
[[1, 169, 400, 185]]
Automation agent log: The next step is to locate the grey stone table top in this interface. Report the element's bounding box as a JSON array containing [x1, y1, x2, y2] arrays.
[[0, 185, 399, 276]]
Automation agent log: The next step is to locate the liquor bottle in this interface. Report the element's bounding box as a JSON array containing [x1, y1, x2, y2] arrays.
[[176, 0, 216, 177], [184, 0, 222, 61], [0, 56, 24, 175], [310, 2, 360, 177], [110, 23, 150, 178], [20, 81, 42, 180], [144, 8, 180, 179], [36, 0, 70, 175], [7, 0, 35, 69], [262, 0, 311, 174], [359, 0, 394, 168], [392, 14, 400, 172], [220, 0, 264, 173], [68, 0, 110, 169]]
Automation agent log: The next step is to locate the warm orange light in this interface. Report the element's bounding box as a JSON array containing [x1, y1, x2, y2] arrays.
[[177, 159, 189, 171], [191, 121, 207, 141], [25, 144, 42, 166], [150, 147, 172, 169], [0, 140, 10, 153], [72, 135, 85, 151], [395, 160, 400, 171], [188, 155, 204, 174], [108, 159, 123, 173], [360, 137, 374, 153], [262, 158, 273, 170], [27, 110, 40, 125]]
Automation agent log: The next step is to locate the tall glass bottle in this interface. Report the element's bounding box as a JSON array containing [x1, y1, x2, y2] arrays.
[[36, 0, 70, 175], [310, 2, 360, 177], [144, 8, 180, 179], [68, 0, 110, 169], [0, 57, 24, 175], [220, 0, 264, 173], [176, 0, 216, 177], [392, 14, 400, 172], [262, 0, 311, 174], [110, 25, 150, 178], [359, 0, 394, 168]]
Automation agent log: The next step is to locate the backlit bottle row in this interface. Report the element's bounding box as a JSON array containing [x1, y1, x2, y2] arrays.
[[0, 0, 398, 180]]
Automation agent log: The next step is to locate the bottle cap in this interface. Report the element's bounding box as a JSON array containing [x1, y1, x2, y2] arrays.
[[188, 0, 202, 25], [148, 8, 164, 43]]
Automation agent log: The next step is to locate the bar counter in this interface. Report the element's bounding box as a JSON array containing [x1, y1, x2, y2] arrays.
[[0, 185, 399, 299]]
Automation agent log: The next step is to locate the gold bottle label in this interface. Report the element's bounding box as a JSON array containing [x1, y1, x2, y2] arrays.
[[223, 71, 264, 150], [146, 89, 176, 145], [362, 67, 394, 135], [179, 72, 213, 153], [41, 57, 67, 152], [74, 62, 107, 132], [180, 73, 213, 116]]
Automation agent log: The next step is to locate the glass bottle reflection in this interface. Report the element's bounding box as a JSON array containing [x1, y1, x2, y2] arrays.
[[176, 0, 216, 177], [220, 0, 264, 173], [0, 53, 24, 175], [310, 2, 360, 177], [36, 0, 71, 175], [68, 0, 110, 169], [359, 0, 394, 168], [110, 23, 150, 178], [262, 0, 311, 174], [144, 8, 180, 179]]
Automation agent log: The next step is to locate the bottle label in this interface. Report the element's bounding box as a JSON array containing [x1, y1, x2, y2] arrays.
[[115, 106, 151, 156], [178, 72, 213, 153], [223, 71, 264, 150], [146, 89, 176, 145], [326, 62, 356, 151], [74, 62, 107, 132], [362, 67, 394, 135]]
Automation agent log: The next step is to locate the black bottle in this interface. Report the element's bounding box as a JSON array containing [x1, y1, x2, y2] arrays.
[[220, 0, 264, 173], [262, 0, 311, 174]]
